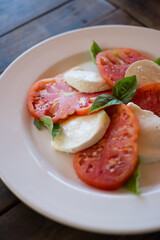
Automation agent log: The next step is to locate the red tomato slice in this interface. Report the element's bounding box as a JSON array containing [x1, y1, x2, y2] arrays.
[[27, 78, 111, 123], [131, 83, 160, 117], [96, 48, 148, 87], [73, 104, 139, 190]]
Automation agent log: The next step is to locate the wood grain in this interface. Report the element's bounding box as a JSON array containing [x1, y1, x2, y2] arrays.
[[0, 180, 19, 215], [1, 1, 160, 239], [0, 0, 70, 36], [0, 0, 115, 72], [89, 9, 142, 26], [0, 203, 160, 240], [107, 0, 160, 29]]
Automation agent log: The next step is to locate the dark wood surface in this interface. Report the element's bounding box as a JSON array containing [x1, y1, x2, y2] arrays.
[[0, 0, 160, 239]]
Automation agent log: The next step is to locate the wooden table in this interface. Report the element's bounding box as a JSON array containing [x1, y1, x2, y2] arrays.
[[0, 0, 160, 239]]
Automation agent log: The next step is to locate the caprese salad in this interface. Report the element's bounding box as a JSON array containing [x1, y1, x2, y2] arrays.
[[27, 41, 160, 194]]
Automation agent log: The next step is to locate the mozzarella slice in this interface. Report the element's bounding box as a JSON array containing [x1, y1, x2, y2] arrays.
[[51, 110, 110, 153], [127, 102, 160, 164], [125, 60, 160, 86], [64, 67, 111, 93]]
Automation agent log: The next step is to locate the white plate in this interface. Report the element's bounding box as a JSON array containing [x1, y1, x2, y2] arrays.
[[0, 25, 160, 234]]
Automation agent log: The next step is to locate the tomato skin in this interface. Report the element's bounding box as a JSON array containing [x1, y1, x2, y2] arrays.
[[131, 83, 160, 117], [96, 48, 148, 87], [73, 104, 139, 190], [27, 77, 112, 122]]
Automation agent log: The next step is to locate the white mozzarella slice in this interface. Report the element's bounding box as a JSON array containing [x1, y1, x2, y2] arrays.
[[51, 110, 110, 153], [125, 60, 160, 86], [64, 67, 111, 93], [127, 102, 160, 164]]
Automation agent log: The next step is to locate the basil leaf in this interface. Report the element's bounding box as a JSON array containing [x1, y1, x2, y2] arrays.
[[34, 119, 42, 130], [154, 57, 160, 66], [34, 117, 61, 140], [89, 94, 122, 113], [112, 75, 137, 103], [40, 117, 53, 133], [124, 156, 141, 195], [90, 41, 102, 64], [52, 123, 61, 140]]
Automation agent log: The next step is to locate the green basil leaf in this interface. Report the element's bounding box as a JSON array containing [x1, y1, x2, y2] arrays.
[[154, 57, 160, 66], [35, 117, 61, 140], [52, 123, 61, 140], [89, 94, 122, 114], [40, 117, 53, 133], [34, 119, 42, 130], [112, 75, 137, 103], [90, 41, 102, 64], [124, 156, 141, 195]]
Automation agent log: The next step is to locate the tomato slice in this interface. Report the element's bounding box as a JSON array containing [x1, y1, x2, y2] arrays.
[[27, 78, 111, 122], [73, 104, 139, 190], [96, 48, 148, 87], [131, 83, 160, 117]]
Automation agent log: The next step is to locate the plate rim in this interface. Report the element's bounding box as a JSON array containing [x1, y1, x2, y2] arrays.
[[0, 25, 160, 235], [1, 24, 160, 78]]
